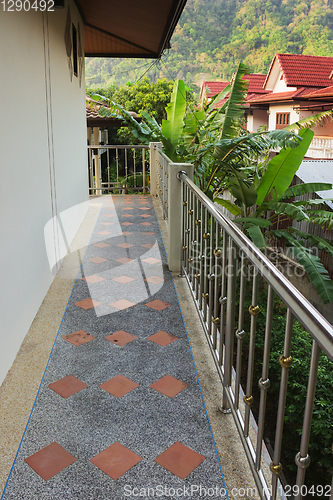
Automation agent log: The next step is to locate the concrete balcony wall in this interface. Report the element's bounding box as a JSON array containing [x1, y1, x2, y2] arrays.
[[307, 136, 333, 159], [0, 4, 88, 385]]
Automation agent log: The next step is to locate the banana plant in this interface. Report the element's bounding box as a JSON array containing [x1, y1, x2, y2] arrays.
[[215, 127, 333, 303], [87, 80, 187, 162]]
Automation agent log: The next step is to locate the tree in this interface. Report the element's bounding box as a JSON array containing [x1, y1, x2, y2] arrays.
[[216, 127, 333, 303]]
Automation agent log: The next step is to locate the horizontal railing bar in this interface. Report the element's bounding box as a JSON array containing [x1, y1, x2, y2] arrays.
[[179, 171, 333, 361], [87, 145, 149, 150]]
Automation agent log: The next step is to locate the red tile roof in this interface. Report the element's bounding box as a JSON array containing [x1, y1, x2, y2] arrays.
[[304, 85, 333, 98], [247, 87, 318, 104], [201, 81, 230, 99], [243, 74, 267, 94], [200, 81, 230, 108], [267, 53, 333, 88]]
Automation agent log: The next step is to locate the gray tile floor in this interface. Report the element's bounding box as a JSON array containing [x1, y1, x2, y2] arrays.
[[1, 195, 227, 500]]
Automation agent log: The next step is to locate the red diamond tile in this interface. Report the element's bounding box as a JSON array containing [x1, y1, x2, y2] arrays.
[[141, 243, 156, 249], [88, 257, 108, 263], [154, 442, 205, 479], [94, 242, 110, 248], [123, 207, 134, 210], [103, 214, 115, 218], [120, 231, 133, 236], [99, 374, 139, 398], [122, 214, 134, 218], [144, 276, 164, 284], [140, 222, 152, 226], [63, 330, 95, 346], [110, 299, 136, 310], [147, 331, 178, 346], [90, 442, 142, 480], [121, 222, 134, 226], [117, 243, 134, 249], [74, 298, 100, 310], [112, 275, 135, 284], [145, 299, 171, 311], [142, 257, 161, 264], [97, 231, 112, 236], [48, 375, 88, 398], [138, 207, 151, 210], [25, 442, 77, 480], [105, 330, 138, 346], [141, 231, 156, 235], [100, 222, 113, 226], [140, 214, 152, 218], [82, 274, 105, 284], [115, 257, 134, 264], [150, 375, 188, 398]]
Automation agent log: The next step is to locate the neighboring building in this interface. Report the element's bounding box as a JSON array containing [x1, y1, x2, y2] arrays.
[[199, 81, 230, 108], [246, 54, 333, 158], [0, 0, 187, 386], [200, 73, 268, 109]]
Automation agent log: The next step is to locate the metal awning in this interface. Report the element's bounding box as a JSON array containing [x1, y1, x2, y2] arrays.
[[76, 0, 187, 58]]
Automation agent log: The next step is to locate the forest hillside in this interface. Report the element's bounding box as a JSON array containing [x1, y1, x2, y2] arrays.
[[85, 0, 333, 88]]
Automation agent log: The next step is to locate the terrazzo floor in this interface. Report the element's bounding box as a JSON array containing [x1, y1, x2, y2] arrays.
[[1, 195, 227, 500]]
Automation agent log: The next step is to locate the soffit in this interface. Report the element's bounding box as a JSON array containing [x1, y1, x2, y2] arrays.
[[76, 0, 187, 58]]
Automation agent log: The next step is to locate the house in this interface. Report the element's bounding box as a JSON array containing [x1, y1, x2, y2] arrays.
[[200, 73, 268, 110], [246, 53, 333, 158], [199, 81, 230, 108], [0, 0, 187, 386]]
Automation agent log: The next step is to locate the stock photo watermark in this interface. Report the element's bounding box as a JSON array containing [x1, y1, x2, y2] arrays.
[[123, 483, 332, 498], [186, 243, 315, 280]]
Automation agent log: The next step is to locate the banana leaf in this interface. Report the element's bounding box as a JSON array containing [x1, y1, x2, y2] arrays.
[[282, 183, 333, 199], [214, 198, 242, 216], [288, 228, 333, 258], [272, 230, 333, 303], [162, 79, 187, 161], [247, 225, 267, 249], [256, 128, 314, 206]]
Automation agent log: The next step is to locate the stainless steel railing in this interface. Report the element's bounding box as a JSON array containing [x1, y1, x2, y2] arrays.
[[154, 147, 170, 219], [178, 171, 333, 500], [87, 145, 149, 194]]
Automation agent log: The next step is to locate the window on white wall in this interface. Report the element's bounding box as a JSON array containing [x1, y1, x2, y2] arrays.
[[276, 112, 290, 129]]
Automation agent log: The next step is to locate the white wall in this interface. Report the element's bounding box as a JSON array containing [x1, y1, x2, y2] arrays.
[[0, 3, 88, 385], [247, 109, 268, 132], [268, 104, 299, 130]]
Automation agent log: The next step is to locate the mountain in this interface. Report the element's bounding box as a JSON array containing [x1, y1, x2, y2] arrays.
[[85, 0, 333, 88]]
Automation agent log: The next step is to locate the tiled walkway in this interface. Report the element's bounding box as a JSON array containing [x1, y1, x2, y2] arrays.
[[1, 195, 227, 500]]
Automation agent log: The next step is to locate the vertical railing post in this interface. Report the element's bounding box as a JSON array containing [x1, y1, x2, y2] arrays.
[[221, 236, 236, 412], [168, 165, 193, 272], [142, 148, 146, 194], [149, 142, 162, 197], [294, 340, 321, 500]]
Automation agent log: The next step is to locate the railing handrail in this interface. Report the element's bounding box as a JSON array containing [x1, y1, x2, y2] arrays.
[[87, 145, 149, 150], [178, 171, 333, 361]]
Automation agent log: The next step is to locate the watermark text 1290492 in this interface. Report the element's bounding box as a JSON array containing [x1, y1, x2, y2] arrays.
[[1, 0, 54, 11]]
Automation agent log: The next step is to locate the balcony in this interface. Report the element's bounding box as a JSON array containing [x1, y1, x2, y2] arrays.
[[1, 144, 333, 500], [307, 136, 333, 159]]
